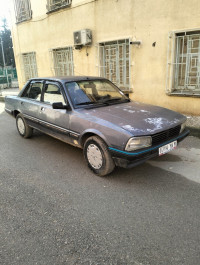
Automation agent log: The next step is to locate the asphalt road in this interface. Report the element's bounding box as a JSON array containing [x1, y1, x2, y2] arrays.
[[0, 103, 200, 265]]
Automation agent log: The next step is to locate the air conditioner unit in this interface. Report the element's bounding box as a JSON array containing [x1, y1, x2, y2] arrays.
[[73, 29, 92, 46]]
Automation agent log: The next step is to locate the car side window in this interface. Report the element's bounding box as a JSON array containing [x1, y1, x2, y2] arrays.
[[43, 84, 65, 104], [23, 82, 43, 101]]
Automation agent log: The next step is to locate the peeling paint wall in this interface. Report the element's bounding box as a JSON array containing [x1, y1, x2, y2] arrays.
[[10, 0, 200, 115]]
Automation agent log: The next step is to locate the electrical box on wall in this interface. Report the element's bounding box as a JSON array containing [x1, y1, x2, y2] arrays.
[[73, 29, 92, 47]]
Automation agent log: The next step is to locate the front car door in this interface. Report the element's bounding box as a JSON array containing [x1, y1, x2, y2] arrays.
[[38, 81, 74, 144]]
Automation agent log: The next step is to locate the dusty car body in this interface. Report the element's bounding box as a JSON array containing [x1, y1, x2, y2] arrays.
[[5, 76, 189, 176]]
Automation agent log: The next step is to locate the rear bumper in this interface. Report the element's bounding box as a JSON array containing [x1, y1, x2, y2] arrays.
[[109, 129, 190, 168]]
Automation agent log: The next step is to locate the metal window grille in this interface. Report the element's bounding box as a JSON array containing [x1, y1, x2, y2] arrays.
[[22, 52, 38, 82], [52, 47, 74, 76], [98, 39, 131, 92], [14, 0, 32, 23], [167, 31, 200, 94], [47, 0, 72, 12]]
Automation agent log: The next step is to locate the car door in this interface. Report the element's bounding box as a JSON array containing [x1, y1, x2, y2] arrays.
[[38, 81, 73, 144], [20, 80, 44, 129]]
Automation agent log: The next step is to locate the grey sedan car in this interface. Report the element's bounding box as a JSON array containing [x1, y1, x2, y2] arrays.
[[5, 76, 189, 176]]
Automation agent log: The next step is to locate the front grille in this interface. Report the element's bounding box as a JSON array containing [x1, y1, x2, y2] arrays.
[[152, 125, 181, 145]]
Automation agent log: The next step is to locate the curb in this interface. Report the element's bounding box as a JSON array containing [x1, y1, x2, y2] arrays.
[[0, 96, 5, 102], [187, 127, 200, 138]]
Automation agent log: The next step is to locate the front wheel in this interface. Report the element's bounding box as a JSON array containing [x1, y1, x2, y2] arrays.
[[83, 136, 115, 176], [16, 113, 33, 138]]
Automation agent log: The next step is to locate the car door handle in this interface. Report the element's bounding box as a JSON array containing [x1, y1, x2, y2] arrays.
[[21, 101, 24, 105], [40, 107, 45, 112]]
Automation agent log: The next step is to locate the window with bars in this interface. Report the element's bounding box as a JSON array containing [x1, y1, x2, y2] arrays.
[[167, 30, 200, 95], [22, 52, 38, 82], [52, 47, 74, 76], [98, 39, 131, 92], [47, 0, 72, 12], [14, 0, 32, 23]]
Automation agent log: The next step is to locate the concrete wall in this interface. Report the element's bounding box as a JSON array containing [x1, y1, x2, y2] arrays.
[[10, 0, 200, 115]]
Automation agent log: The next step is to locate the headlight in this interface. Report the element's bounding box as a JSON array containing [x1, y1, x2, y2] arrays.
[[180, 121, 186, 134], [125, 136, 152, 151]]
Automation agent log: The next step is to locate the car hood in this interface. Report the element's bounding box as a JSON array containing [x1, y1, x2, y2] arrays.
[[79, 101, 186, 136]]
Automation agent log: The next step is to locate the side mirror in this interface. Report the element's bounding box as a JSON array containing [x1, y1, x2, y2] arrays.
[[52, 102, 69, 110]]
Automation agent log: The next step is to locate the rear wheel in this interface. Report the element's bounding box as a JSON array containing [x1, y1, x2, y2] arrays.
[[84, 136, 115, 176], [16, 113, 33, 138]]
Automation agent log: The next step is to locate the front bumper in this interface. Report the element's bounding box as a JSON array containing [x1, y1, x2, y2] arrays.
[[109, 129, 190, 168]]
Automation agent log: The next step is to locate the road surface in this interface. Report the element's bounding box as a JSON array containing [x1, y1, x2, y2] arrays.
[[0, 102, 200, 265]]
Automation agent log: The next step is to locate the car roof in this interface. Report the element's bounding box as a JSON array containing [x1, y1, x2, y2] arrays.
[[30, 76, 107, 83]]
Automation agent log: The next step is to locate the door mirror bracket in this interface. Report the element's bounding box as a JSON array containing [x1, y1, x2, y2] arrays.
[[52, 102, 70, 110]]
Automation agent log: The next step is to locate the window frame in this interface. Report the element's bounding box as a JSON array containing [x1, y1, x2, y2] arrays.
[[41, 81, 67, 106], [22, 52, 38, 83], [98, 39, 131, 93], [14, 0, 32, 23], [21, 80, 44, 102], [166, 29, 200, 97], [51, 47, 74, 77], [46, 0, 72, 13]]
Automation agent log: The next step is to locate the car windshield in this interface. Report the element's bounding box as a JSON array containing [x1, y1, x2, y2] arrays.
[[65, 80, 128, 107]]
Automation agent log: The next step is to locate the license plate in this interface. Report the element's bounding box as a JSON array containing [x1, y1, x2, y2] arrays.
[[159, 141, 177, 156]]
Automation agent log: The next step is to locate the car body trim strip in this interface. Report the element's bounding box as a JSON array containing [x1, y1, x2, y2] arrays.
[[5, 108, 12, 113], [23, 113, 80, 136], [109, 130, 189, 156]]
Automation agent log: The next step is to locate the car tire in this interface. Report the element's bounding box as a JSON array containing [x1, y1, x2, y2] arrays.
[[16, 113, 33, 138], [84, 136, 115, 176]]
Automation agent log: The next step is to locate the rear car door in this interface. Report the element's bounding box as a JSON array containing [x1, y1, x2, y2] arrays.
[[20, 80, 44, 129]]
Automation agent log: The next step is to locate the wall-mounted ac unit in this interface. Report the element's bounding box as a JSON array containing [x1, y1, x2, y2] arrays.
[[73, 29, 92, 46]]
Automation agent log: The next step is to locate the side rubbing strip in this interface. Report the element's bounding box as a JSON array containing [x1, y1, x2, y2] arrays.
[[23, 113, 80, 136], [5, 108, 12, 113]]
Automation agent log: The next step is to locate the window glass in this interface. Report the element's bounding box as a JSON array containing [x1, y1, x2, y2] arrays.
[[23, 82, 43, 101], [43, 84, 65, 104], [66, 80, 127, 107]]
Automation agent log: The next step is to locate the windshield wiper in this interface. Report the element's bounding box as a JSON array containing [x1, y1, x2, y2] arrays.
[[75, 98, 130, 107], [75, 101, 107, 106], [76, 101, 95, 106], [102, 98, 130, 104]]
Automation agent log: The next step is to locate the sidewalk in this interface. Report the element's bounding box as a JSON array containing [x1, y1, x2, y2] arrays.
[[0, 87, 19, 102], [185, 115, 200, 137]]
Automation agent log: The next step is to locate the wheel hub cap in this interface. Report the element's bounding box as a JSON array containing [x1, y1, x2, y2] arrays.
[[87, 144, 103, 169], [17, 118, 25, 135]]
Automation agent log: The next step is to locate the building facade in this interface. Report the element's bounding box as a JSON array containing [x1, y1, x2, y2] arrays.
[[10, 0, 200, 115]]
